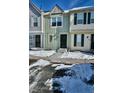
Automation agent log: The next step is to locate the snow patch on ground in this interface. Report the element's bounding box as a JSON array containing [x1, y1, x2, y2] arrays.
[[45, 79, 53, 90], [61, 52, 94, 60], [29, 50, 56, 57], [54, 64, 74, 70], [51, 64, 60, 67], [29, 59, 50, 69], [46, 64, 94, 93]]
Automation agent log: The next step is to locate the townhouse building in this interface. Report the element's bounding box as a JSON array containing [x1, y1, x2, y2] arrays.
[[44, 5, 70, 50], [69, 6, 94, 51], [44, 5, 94, 51], [29, 1, 44, 49]]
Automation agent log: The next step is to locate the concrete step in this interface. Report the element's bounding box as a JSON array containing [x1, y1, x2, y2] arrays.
[[57, 48, 67, 53]]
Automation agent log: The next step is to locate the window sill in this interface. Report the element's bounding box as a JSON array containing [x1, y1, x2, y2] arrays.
[[51, 26, 63, 28]]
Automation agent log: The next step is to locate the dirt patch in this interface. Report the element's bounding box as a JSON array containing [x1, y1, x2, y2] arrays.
[[29, 59, 38, 65]]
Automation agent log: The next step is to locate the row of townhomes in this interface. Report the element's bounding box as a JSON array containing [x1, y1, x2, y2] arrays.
[[29, 2, 94, 51]]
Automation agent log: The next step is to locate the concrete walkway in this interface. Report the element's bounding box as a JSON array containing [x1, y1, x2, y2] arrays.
[[48, 52, 94, 64], [29, 52, 94, 65]]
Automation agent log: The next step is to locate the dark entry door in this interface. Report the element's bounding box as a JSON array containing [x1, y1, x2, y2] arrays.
[[60, 34, 67, 48], [91, 34, 94, 50], [35, 35, 41, 47]]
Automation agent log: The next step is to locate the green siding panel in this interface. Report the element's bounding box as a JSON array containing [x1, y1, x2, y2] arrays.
[[44, 14, 70, 49]]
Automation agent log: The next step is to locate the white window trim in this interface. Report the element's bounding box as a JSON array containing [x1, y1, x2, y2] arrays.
[[51, 15, 63, 28], [77, 13, 83, 25], [73, 13, 84, 25], [90, 11, 94, 24], [59, 33, 68, 48], [33, 17, 39, 28], [73, 34, 85, 47], [51, 17, 57, 27]]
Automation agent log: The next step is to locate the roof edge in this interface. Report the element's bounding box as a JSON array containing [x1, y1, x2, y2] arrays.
[[29, 1, 43, 14]]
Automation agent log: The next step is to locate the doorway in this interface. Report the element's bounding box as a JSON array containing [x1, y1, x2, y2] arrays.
[[91, 34, 94, 50], [60, 34, 67, 48], [35, 35, 41, 47]]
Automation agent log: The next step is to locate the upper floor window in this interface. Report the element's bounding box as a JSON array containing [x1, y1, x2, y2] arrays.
[[74, 11, 94, 25], [52, 17, 56, 26], [91, 11, 94, 23], [57, 17, 62, 26], [74, 13, 83, 25], [33, 17, 38, 27], [77, 13, 83, 24], [51, 16, 62, 27]]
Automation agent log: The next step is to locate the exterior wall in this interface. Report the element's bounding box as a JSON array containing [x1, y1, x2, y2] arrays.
[[44, 6, 94, 51], [29, 3, 44, 49], [29, 8, 41, 31], [70, 9, 94, 32], [29, 33, 43, 49], [44, 13, 70, 50], [29, 35, 35, 48], [70, 33, 93, 51], [69, 9, 94, 51]]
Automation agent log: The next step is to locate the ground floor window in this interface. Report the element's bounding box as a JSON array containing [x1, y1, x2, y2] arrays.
[[29, 35, 35, 48], [74, 34, 84, 47], [29, 35, 41, 48]]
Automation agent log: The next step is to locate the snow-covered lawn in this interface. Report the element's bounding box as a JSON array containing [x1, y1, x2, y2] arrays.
[[61, 52, 94, 60], [29, 59, 50, 69], [45, 63, 94, 93], [29, 50, 56, 57], [29, 59, 94, 93], [52, 64, 74, 70]]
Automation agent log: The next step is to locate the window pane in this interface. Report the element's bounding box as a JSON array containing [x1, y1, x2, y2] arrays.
[[91, 12, 94, 23], [34, 17, 38, 22], [57, 22, 62, 26], [91, 12, 94, 18], [77, 34, 81, 43], [77, 13, 83, 19], [57, 17, 62, 22], [34, 22, 38, 27], [77, 34, 81, 46], [52, 17, 56, 26], [77, 20, 83, 24], [33, 17, 38, 27], [77, 13, 83, 24], [57, 17, 62, 26]]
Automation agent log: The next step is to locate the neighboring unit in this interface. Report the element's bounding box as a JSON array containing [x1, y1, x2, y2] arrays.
[[29, 1, 44, 49], [70, 6, 94, 51], [44, 5, 94, 51]]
